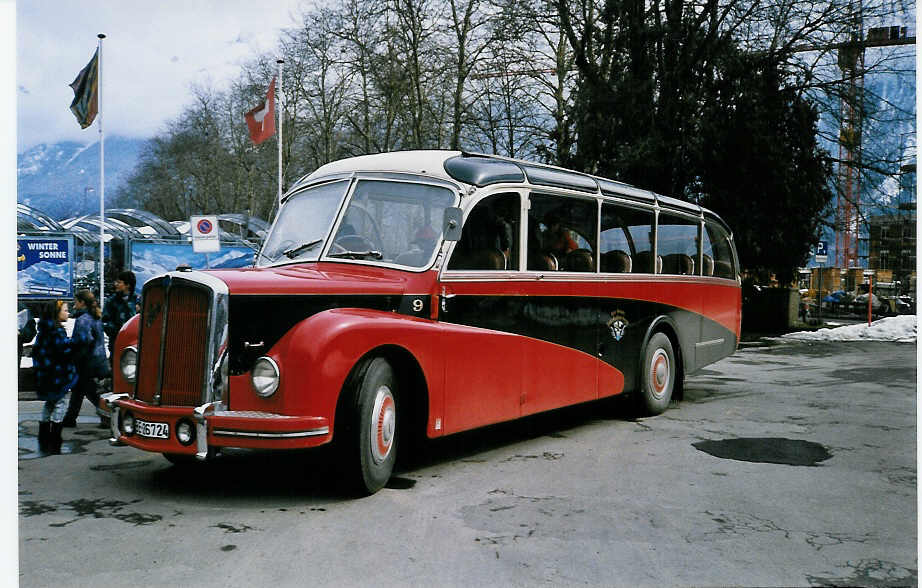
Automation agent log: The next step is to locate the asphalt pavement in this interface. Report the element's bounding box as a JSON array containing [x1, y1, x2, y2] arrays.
[[17, 338, 918, 587]]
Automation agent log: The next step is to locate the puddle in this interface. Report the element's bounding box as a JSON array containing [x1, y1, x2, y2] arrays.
[[21, 497, 162, 527], [693, 437, 832, 466], [829, 366, 916, 384], [19, 427, 98, 459], [213, 522, 254, 534], [18, 413, 111, 460]]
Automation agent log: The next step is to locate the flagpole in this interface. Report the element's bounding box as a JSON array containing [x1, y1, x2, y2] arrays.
[[277, 59, 284, 204], [97, 33, 106, 304]]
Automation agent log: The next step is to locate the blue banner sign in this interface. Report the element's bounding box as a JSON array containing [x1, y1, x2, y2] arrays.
[[18, 235, 75, 299], [130, 240, 256, 288]]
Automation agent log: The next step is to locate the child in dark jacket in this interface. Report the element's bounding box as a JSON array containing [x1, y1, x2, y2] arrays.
[[63, 290, 110, 427], [32, 299, 78, 454]]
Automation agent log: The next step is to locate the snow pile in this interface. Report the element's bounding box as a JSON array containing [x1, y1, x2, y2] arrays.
[[782, 315, 917, 343]]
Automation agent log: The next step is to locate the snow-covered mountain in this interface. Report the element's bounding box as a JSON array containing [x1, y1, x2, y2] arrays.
[[17, 261, 72, 297], [131, 242, 255, 288], [17, 136, 146, 219]]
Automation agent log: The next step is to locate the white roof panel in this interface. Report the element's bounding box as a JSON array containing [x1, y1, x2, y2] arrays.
[[305, 150, 462, 183]]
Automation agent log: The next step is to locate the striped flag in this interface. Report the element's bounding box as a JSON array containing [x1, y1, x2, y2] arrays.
[[69, 49, 99, 129]]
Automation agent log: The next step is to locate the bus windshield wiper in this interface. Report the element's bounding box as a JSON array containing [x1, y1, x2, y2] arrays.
[[283, 239, 324, 259], [327, 250, 383, 260]]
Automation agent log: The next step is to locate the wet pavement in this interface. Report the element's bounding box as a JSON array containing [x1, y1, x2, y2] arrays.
[[17, 339, 917, 587], [18, 412, 109, 459], [692, 437, 833, 466]]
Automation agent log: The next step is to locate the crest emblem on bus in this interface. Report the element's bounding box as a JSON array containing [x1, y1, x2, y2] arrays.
[[607, 310, 628, 341]]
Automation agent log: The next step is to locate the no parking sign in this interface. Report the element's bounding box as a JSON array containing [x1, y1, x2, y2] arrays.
[[191, 215, 220, 253]]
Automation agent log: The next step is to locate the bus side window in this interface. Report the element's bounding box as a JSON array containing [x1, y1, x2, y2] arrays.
[[447, 193, 520, 271], [528, 194, 598, 272], [601, 203, 653, 273], [704, 220, 736, 279], [658, 213, 699, 275]]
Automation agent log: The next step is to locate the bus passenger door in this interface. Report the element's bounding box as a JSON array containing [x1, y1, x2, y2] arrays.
[[438, 285, 524, 434], [520, 284, 599, 416], [520, 192, 599, 415], [439, 191, 526, 434]]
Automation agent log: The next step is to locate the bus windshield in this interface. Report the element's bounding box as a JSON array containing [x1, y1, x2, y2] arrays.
[[257, 180, 349, 266], [258, 178, 456, 269]]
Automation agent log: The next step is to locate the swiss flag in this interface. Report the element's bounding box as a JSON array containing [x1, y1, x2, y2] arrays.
[[245, 76, 276, 145]]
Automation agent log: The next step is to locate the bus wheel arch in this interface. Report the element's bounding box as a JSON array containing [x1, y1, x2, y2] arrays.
[[334, 346, 429, 494]]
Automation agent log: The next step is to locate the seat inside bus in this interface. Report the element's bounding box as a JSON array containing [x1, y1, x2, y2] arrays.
[[563, 249, 594, 272], [601, 250, 632, 273], [701, 254, 714, 276], [632, 251, 662, 273], [661, 253, 695, 275]]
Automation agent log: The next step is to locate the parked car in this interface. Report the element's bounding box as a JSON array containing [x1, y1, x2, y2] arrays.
[[851, 293, 889, 316]]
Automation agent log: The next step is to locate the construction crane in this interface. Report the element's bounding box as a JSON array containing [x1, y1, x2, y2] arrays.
[[831, 23, 914, 268]]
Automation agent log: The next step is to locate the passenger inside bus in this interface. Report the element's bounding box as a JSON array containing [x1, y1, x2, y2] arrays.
[[395, 225, 439, 266], [540, 213, 578, 260], [527, 199, 598, 272]]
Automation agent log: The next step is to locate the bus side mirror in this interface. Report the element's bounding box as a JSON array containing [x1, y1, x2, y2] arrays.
[[443, 207, 463, 242]]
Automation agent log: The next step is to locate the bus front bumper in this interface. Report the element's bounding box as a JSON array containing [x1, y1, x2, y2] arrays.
[[101, 393, 331, 459]]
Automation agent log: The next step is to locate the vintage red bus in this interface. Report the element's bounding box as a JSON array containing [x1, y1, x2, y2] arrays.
[[102, 151, 741, 494]]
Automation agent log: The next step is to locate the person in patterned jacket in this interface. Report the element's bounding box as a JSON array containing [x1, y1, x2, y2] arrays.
[[32, 299, 78, 454], [62, 290, 110, 428]]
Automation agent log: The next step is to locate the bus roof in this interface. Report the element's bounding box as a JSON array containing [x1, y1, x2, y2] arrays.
[[294, 150, 727, 223]]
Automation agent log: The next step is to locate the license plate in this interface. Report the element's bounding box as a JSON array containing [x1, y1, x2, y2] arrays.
[[137, 419, 169, 439]]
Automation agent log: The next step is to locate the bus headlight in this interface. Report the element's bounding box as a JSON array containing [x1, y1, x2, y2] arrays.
[[120, 347, 138, 382], [176, 419, 195, 445], [251, 357, 280, 398], [122, 412, 135, 436]]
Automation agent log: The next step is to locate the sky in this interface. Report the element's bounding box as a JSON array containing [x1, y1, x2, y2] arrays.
[[15, 0, 311, 153], [7, 2, 312, 560]]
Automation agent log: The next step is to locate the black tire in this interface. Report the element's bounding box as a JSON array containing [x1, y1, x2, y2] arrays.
[[344, 357, 398, 495], [636, 332, 676, 416]]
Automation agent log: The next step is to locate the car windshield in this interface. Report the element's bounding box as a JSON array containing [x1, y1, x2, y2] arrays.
[[258, 178, 456, 269]]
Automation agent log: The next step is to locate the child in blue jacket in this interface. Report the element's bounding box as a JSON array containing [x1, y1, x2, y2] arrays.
[[32, 299, 78, 454]]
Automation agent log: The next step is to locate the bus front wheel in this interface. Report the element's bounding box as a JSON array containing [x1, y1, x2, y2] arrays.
[[344, 357, 398, 495], [637, 332, 675, 416]]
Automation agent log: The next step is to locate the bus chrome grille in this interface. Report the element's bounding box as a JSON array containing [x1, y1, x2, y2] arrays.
[[135, 280, 211, 407]]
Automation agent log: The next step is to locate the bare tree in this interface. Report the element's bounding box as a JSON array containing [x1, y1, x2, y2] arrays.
[[391, 0, 444, 148], [442, 0, 496, 149]]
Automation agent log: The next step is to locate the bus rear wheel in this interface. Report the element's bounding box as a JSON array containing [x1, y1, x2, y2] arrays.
[[637, 332, 675, 416], [344, 357, 398, 495]]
